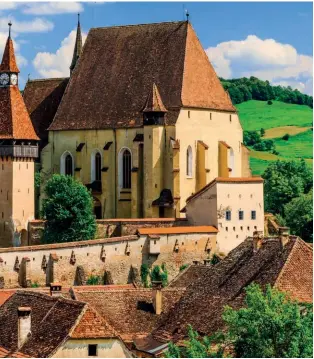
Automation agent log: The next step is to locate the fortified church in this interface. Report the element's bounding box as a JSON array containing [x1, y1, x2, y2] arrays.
[[0, 17, 264, 251]]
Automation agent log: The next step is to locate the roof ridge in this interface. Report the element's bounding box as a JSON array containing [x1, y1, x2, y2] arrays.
[[27, 77, 69, 83], [90, 20, 187, 31]]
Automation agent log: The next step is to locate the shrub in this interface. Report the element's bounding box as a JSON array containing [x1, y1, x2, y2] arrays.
[[41, 174, 96, 243], [260, 128, 265, 137], [179, 264, 189, 272], [267, 100, 273, 105], [282, 133, 290, 141], [210, 254, 220, 265], [140, 263, 150, 288], [86, 274, 103, 285], [31, 281, 39, 288]]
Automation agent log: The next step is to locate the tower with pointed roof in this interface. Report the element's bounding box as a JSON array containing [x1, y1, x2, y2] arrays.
[[0, 23, 39, 248], [70, 14, 82, 75]]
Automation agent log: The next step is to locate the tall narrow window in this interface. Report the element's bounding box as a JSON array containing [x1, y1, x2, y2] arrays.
[[65, 155, 73, 176], [95, 152, 101, 181], [122, 149, 131, 188], [239, 210, 244, 220], [186, 146, 192, 177], [229, 147, 234, 172]]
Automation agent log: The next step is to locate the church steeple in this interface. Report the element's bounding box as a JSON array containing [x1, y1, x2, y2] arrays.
[[70, 14, 82, 75], [0, 22, 19, 87]]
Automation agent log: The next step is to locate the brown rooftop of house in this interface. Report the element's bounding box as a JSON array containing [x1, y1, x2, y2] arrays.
[[0, 86, 39, 140], [186, 176, 264, 204], [153, 236, 312, 343], [49, 21, 234, 131], [73, 288, 185, 342], [23, 78, 69, 146], [0, 291, 87, 357], [168, 264, 210, 288], [137, 226, 218, 235]]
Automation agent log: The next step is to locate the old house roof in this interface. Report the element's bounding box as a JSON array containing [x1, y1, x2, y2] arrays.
[[0, 346, 29, 358], [137, 226, 218, 235], [23, 78, 69, 146], [73, 288, 185, 342], [153, 236, 312, 343], [70, 14, 82, 74], [0, 291, 116, 357], [49, 21, 235, 131], [168, 264, 210, 288]]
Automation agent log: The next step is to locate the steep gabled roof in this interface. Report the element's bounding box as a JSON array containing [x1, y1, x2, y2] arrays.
[[49, 21, 234, 131], [153, 237, 312, 343], [168, 264, 209, 288], [0, 86, 39, 140], [23, 78, 68, 145], [0, 36, 19, 73], [142, 83, 167, 113], [70, 14, 82, 74]]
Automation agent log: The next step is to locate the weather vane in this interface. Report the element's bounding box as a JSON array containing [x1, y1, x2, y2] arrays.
[[185, 9, 190, 22], [8, 21, 12, 38]]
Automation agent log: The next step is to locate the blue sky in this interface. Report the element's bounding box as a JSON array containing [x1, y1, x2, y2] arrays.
[[0, 1, 312, 93]]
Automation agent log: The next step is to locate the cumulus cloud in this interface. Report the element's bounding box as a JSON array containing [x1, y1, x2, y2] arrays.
[[0, 16, 54, 33], [33, 29, 87, 78], [0, 31, 27, 67], [206, 35, 313, 95], [23, 2, 84, 15], [0, 2, 18, 11]]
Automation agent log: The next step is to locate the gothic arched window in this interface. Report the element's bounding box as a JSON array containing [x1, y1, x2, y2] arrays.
[[60, 151, 74, 176], [186, 146, 192, 177], [91, 150, 102, 182], [119, 148, 132, 189]]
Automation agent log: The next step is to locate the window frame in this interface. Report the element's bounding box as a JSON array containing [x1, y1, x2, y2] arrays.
[[186, 145, 193, 178], [60, 151, 74, 176], [91, 149, 102, 182], [88, 344, 98, 357], [239, 210, 244, 220], [118, 147, 132, 190], [251, 210, 256, 220], [225, 210, 231, 221]]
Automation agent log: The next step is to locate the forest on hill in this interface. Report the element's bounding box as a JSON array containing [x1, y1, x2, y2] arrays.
[[220, 76, 313, 108]]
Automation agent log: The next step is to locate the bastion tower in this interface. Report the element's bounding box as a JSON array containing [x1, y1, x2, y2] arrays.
[[0, 23, 39, 247]]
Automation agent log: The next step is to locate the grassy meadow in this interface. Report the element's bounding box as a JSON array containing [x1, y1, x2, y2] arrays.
[[236, 100, 313, 175]]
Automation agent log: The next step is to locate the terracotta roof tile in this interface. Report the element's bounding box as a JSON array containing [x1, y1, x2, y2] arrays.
[[74, 288, 185, 342], [0, 37, 19, 73], [0, 346, 30, 358], [49, 21, 234, 131], [0, 290, 15, 306], [137, 226, 218, 235], [23, 78, 68, 147], [0, 86, 39, 140], [153, 237, 312, 342], [142, 83, 167, 113]]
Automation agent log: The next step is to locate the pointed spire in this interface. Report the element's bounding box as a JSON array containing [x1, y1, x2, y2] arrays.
[[0, 22, 19, 73], [70, 13, 82, 74], [142, 83, 167, 113]]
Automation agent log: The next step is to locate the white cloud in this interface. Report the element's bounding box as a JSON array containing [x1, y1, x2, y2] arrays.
[[0, 16, 54, 33], [33, 29, 87, 78], [23, 2, 84, 15], [206, 35, 313, 95], [0, 2, 18, 11], [0, 31, 27, 67]]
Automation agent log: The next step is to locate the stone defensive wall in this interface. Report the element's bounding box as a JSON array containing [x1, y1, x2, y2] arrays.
[[27, 218, 189, 246], [0, 226, 217, 289]]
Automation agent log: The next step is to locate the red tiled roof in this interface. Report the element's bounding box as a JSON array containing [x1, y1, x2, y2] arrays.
[[0, 346, 30, 358], [0, 37, 19, 73], [186, 177, 264, 203], [0, 86, 39, 140], [0, 290, 15, 306], [137, 226, 218, 235], [49, 21, 234, 131], [23, 78, 68, 147]]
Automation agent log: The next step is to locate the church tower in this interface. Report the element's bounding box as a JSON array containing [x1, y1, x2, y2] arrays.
[[0, 23, 39, 247], [70, 14, 82, 75]]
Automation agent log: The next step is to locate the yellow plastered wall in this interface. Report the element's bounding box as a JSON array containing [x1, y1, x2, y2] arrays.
[[175, 108, 244, 214], [241, 144, 252, 177], [218, 142, 229, 178], [0, 158, 35, 248], [196, 141, 207, 192]]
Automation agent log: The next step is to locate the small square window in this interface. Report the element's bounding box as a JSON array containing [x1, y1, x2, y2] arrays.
[[251, 210, 256, 220], [239, 211, 244, 220], [226, 210, 231, 221], [88, 344, 98, 357]]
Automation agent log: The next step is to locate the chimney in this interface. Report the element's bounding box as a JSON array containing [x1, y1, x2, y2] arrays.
[[279, 227, 290, 247], [17, 307, 31, 349], [50, 282, 62, 297], [253, 231, 263, 252], [152, 281, 162, 315]]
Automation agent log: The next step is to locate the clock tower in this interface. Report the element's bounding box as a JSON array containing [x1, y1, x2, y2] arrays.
[[0, 23, 39, 248]]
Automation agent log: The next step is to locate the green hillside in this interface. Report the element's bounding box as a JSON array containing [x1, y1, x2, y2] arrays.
[[236, 100, 313, 175]]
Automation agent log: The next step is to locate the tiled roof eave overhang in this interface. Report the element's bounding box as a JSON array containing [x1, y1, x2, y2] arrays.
[[181, 105, 237, 113]]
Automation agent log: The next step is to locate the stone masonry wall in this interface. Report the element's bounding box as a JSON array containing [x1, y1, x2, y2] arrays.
[[0, 232, 217, 289], [27, 218, 189, 245]]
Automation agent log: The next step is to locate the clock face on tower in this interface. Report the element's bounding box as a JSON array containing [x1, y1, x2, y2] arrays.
[[0, 73, 9, 86], [11, 74, 18, 85]]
